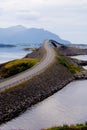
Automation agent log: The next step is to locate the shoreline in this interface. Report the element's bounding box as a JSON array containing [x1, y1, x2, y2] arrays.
[[0, 58, 74, 125], [0, 44, 87, 125]]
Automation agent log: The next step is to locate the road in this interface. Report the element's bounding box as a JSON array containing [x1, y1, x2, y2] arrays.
[[0, 40, 56, 91]]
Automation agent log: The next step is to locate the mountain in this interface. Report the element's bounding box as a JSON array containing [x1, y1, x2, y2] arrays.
[[0, 25, 71, 45]]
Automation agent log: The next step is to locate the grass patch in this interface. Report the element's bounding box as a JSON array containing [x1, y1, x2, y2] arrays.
[[5, 58, 38, 69], [44, 123, 87, 130], [0, 58, 39, 78], [57, 56, 83, 74]]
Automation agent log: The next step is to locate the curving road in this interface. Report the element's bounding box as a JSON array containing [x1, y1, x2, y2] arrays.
[[0, 40, 56, 91]]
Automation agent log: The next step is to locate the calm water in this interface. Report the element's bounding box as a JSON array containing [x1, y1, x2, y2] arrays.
[[0, 43, 40, 64], [0, 45, 32, 63], [72, 55, 87, 69], [0, 55, 87, 130], [72, 55, 87, 61], [0, 80, 87, 130]]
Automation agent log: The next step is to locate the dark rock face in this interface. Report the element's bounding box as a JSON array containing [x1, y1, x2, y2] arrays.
[[77, 60, 87, 66], [0, 60, 74, 124]]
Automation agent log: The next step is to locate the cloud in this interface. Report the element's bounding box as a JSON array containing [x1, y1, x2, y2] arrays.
[[0, 0, 87, 43], [16, 10, 41, 21]]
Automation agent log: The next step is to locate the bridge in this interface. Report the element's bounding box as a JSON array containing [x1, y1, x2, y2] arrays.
[[49, 39, 62, 48]]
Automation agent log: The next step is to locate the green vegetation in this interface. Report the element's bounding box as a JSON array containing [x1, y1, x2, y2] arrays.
[[0, 58, 39, 78], [44, 123, 87, 130], [57, 56, 83, 74], [71, 57, 78, 61]]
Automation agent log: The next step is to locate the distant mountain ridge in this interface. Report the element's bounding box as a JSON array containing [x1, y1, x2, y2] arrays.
[[0, 25, 71, 45]]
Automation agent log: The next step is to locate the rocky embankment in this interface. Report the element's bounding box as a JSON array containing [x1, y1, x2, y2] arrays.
[[25, 45, 46, 59], [0, 43, 87, 124], [56, 44, 87, 80], [70, 59, 87, 79], [0, 58, 74, 124], [57, 45, 87, 56], [76, 60, 87, 66]]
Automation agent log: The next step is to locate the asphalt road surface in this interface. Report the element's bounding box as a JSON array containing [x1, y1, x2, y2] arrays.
[[0, 40, 56, 91]]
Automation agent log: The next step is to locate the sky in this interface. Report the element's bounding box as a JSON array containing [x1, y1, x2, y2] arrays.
[[0, 0, 87, 44]]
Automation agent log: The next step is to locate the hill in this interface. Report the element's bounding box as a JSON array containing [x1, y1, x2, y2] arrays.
[[0, 25, 71, 45]]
